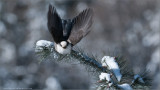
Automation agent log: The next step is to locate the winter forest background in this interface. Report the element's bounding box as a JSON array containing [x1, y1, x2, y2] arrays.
[[0, 0, 159, 89]]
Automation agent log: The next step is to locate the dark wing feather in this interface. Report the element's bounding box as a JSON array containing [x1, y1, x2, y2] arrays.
[[47, 4, 63, 43], [68, 8, 93, 45]]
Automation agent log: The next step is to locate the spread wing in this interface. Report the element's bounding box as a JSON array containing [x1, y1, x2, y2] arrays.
[[68, 8, 93, 45], [47, 4, 63, 43]]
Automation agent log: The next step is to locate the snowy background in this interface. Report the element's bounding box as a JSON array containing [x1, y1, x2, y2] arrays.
[[0, 0, 159, 89]]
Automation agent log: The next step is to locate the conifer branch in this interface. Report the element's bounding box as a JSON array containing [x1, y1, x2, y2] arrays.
[[35, 40, 152, 90]]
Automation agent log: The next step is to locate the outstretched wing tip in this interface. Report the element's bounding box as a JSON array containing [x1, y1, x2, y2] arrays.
[[68, 7, 94, 45], [48, 4, 56, 14], [47, 4, 63, 43]]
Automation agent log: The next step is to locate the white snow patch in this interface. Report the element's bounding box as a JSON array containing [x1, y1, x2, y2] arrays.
[[101, 56, 122, 82], [99, 72, 113, 86], [99, 72, 111, 81], [35, 40, 54, 52], [36, 40, 54, 47], [117, 83, 132, 90]]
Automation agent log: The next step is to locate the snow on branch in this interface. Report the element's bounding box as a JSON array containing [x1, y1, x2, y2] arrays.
[[35, 40, 152, 90], [101, 56, 122, 82]]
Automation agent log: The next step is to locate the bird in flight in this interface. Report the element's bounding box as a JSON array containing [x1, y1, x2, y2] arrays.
[[47, 4, 93, 54]]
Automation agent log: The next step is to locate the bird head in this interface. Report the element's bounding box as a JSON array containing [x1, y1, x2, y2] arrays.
[[60, 41, 68, 48]]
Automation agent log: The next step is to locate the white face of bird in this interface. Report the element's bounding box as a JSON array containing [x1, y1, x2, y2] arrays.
[[60, 41, 67, 48], [55, 41, 71, 54]]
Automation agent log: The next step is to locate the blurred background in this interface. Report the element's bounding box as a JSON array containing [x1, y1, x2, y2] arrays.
[[0, 0, 159, 89]]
